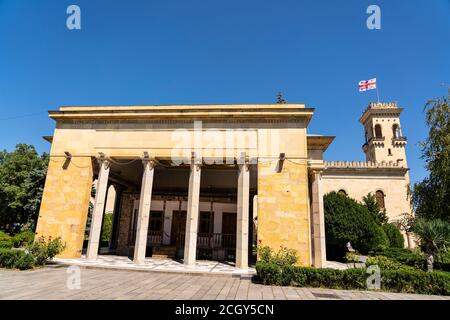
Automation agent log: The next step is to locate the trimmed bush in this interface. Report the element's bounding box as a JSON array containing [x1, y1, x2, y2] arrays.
[[369, 247, 426, 270], [324, 192, 389, 259], [256, 261, 450, 296], [383, 224, 405, 249], [366, 256, 416, 272], [0, 248, 34, 270]]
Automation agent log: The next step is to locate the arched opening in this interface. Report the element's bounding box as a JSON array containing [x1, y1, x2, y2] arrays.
[[374, 124, 383, 138], [388, 148, 392, 156], [392, 124, 400, 138], [338, 189, 347, 197], [375, 190, 385, 209]]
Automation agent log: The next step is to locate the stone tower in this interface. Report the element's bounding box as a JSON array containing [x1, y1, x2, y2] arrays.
[[359, 102, 408, 166]]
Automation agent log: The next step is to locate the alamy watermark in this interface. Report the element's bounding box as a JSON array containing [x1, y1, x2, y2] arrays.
[[367, 5, 381, 30], [66, 5, 81, 30]]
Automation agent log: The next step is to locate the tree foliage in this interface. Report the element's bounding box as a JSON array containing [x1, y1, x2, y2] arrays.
[[383, 223, 405, 249], [412, 219, 450, 256], [413, 94, 450, 221], [362, 193, 388, 225], [324, 192, 389, 259], [0, 144, 48, 230]]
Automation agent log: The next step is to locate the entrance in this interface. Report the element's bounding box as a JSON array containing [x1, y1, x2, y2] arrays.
[[171, 210, 186, 247]]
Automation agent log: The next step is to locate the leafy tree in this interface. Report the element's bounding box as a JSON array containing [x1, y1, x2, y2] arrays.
[[362, 193, 388, 225], [0, 144, 48, 230], [383, 223, 405, 249], [412, 219, 450, 271], [412, 94, 450, 221], [324, 192, 389, 260]]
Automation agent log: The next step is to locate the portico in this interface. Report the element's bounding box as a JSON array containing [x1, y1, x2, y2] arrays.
[[35, 104, 322, 268]]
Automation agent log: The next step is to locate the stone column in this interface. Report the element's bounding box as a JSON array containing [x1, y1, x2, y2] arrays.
[[236, 156, 250, 268], [86, 158, 111, 260], [133, 159, 156, 264], [311, 170, 326, 268], [183, 158, 202, 265]]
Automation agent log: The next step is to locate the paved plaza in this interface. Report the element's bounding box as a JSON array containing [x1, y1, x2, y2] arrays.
[[52, 255, 256, 276], [1, 266, 449, 300]]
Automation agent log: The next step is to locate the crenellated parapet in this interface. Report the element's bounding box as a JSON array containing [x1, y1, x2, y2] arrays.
[[325, 160, 406, 169]]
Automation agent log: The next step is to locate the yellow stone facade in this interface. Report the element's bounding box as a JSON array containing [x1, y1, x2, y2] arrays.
[[35, 156, 93, 258], [257, 159, 311, 266]]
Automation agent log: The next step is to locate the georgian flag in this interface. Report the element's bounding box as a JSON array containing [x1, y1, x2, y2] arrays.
[[359, 78, 377, 92]]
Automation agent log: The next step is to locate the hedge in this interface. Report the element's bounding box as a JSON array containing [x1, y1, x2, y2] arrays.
[[0, 248, 34, 270], [256, 261, 450, 296]]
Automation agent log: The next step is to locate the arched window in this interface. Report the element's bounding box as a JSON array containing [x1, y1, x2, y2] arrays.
[[338, 189, 347, 197], [392, 124, 400, 138], [375, 190, 385, 209], [374, 124, 383, 138]]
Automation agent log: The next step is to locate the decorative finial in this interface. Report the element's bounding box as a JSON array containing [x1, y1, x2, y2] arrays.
[[276, 92, 287, 104]]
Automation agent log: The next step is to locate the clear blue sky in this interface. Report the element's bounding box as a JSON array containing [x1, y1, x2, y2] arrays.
[[0, 0, 449, 184]]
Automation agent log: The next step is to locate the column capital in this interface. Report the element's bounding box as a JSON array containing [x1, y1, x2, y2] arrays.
[[96, 157, 111, 170], [237, 152, 250, 171], [190, 154, 202, 171], [142, 158, 156, 169]]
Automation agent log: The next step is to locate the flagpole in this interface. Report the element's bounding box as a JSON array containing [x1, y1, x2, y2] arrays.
[[376, 86, 380, 103]]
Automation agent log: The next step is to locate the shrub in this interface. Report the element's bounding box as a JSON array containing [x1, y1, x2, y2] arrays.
[[324, 192, 389, 258], [256, 261, 450, 296], [435, 250, 450, 272], [12, 231, 35, 248], [28, 236, 65, 266], [383, 224, 405, 248], [356, 224, 390, 254], [0, 231, 13, 249], [366, 256, 415, 272], [0, 248, 34, 270], [0, 231, 11, 241], [0, 239, 13, 249], [369, 247, 426, 270], [13, 251, 35, 270], [257, 245, 298, 267]]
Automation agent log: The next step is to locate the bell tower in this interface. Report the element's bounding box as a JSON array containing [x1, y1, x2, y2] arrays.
[[359, 102, 408, 166]]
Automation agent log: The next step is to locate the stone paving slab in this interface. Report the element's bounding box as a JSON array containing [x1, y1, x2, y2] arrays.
[[1, 267, 449, 300], [52, 255, 256, 277]]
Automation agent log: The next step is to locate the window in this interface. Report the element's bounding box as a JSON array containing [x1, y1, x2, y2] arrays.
[[338, 189, 347, 197], [374, 124, 383, 138], [375, 190, 385, 209], [388, 149, 392, 156], [149, 211, 163, 233], [392, 124, 400, 138], [199, 211, 214, 234]]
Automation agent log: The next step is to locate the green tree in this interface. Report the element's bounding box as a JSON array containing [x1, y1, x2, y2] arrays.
[[0, 144, 48, 230], [324, 192, 389, 260], [412, 93, 450, 221], [362, 193, 388, 225], [412, 219, 450, 271]]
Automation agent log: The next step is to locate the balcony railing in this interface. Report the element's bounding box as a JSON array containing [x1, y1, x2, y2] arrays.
[[147, 231, 163, 246], [177, 232, 236, 250]]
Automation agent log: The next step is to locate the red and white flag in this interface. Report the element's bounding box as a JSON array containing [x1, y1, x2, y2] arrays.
[[359, 78, 377, 92]]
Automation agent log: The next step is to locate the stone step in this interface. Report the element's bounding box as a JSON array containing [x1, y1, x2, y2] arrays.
[[152, 246, 177, 258]]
